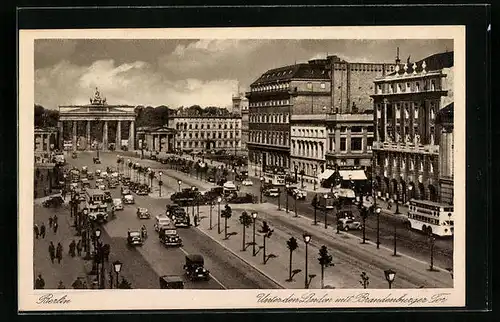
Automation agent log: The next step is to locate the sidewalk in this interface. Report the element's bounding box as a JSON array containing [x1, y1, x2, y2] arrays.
[[194, 203, 452, 289], [33, 199, 93, 289]]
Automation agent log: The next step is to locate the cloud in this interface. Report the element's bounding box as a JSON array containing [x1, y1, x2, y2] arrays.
[[35, 59, 237, 110]]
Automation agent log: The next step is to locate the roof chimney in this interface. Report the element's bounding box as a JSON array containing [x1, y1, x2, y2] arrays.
[[395, 47, 401, 65]]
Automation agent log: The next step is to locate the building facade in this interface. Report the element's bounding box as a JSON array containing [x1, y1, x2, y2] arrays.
[[371, 51, 454, 203], [136, 126, 177, 153], [34, 127, 58, 154], [436, 103, 454, 205], [58, 88, 136, 151], [248, 55, 394, 181], [168, 112, 242, 153], [232, 93, 249, 156]]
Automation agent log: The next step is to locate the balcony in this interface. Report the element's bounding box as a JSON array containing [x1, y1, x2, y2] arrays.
[[325, 113, 373, 122], [372, 141, 439, 155]]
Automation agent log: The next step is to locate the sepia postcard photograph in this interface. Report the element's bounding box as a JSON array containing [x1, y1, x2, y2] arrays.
[[18, 26, 465, 311]]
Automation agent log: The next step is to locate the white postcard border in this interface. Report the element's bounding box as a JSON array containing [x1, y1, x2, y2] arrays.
[[19, 26, 466, 311]]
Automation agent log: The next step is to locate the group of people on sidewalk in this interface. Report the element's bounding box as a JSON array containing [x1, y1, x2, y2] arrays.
[[34, 214, 59, 239]]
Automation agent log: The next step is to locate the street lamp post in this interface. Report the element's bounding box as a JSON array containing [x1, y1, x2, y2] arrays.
[[376, 207, 381, 249], [384, 269, 396, 289], [158, 171, 163, 197], [259, 176, 264, 203], [294, 195, 298, 218], [94, 228, 104, 289], [277, 188, 281, 211], [209, 202, 213, 230], [323, 194, 329, 229], [252, 212, 257, 256], [112, 260, 122, 289], [217, 197, 222, 234], [429, 234, 436, 271], [395, 192, 401, 215], [177, 180, 182, 193], [285, 184, 289, 213], [303, 233, 312, 289], [393, 221, 397, 256]]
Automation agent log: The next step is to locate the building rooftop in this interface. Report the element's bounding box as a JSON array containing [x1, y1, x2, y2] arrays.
[[251, 63, 330, 86], [388, 51, 454, 77]]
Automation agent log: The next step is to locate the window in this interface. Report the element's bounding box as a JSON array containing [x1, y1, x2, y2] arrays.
[[416, 82, 420, 92], [351, 126, 362, 133], [351, 138, 362, 151], [207, 124, 210, 129], [341, 126, 347, 132], [367, 137, 373, 150], [189, 124, 192, 130], [354, 159, 360, 166], [320, 82, 326, 89], [406, 82, 411, 91], [367, 126, 374, 132], [201, 124, 204, 129], [219, 124, 222, 129], [195, 124, 198, 129], [340, 138, 346, 151]]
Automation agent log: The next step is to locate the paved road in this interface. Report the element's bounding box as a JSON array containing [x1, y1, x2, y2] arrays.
[[113, 151, 453, 270], [65, 151, 280, 289]]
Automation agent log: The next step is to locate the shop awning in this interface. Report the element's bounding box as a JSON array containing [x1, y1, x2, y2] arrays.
[[339, 170, 367, 181], [318, 169, 335, 181]]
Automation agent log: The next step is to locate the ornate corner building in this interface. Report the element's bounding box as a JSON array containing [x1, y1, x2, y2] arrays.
[[371, 51, 454, 204]]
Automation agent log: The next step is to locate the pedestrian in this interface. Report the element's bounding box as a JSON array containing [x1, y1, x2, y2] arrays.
[[48, 216, 53, 228], [69, 240, 76, 257], [56, 242, 63, 264], [53, 221, 58, 234], [48, 242, 55, 263], [53, 214, 58, 226], [34, 224, 39, 239], [71, 277, 83, 289], [388, 199, 393, 210], [76, 240, 82, 257], [57, 280, 65, 289], [40, 223, 46, 239], [35, 274, 45, 289]]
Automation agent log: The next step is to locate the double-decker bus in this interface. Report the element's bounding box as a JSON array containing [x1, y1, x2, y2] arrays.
[[84, 189, 110, 222], [262, 166, 286, 186], [407, 199, 454, 237]]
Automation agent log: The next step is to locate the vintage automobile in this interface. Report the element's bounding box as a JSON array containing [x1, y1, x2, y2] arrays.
[[207, 174, 216, 183], [108, 179, 119, 189], [93, 157, 101, 164], [87, 204, 109, 223], [227, 192, 256, 204], [183, 254, 210, 281], [171, 211, 190, 228], [127, 230, 143, 246], [122, 194, 135, 204], [290, 187, 307, 200], [87, 171, 94, 180], [216, 178, 227, 186], [137, 207, 151, 219], [336, 210, 355, 220], [337, 218, 363, 231], [42, 195, 65, 208], [150, 154, 157, 160], [70, 182, 79, 191], [112, 198, 124, 211], [263, 188, 280, 197], [121, 187, 131, 196], [154, 215, 172, 232], [170, 189, 198, 206], [80, 178, 91, 189], [136, 186, 149, 196], [98, 184, 106, 190], [159, 275, 184, 289], [241, 179, 253, 186], [159, 226, 182, 247], [71, 151, 77, 159]]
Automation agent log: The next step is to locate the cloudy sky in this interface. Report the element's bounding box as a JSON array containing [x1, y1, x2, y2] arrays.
[[35, 39, 453, 110]]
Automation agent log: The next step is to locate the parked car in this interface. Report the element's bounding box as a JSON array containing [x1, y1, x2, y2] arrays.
[[122, 194, 135, 204], [127, 230, 143, 246], [121, 187, 131, 196], [42, 195, 64, 208], [159, 275, 184, 289], [113, 198, 124, 211], [227, 192, 256, 204], [290, 187, 307, 200], [263, 188, 280, 197], [183, 254, 210, 281], [337, 218, 362, 231], [241, 179, 253, 186], [137, 207, 151, 219]]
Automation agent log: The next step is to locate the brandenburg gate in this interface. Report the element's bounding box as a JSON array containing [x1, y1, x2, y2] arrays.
[[58, 88, 136, 151]]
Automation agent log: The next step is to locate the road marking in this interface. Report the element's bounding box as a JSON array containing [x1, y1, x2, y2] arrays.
[[195, 227, 285, 289], [177, 246, 227, 290]]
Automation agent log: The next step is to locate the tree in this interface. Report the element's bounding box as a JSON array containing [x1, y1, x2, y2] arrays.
[[239, 211, 252, 251], [318, 245, 333, 289], [259, 221, 274, 264], [117, 277, 132, 289], [221, 204, 232, 239], [149, 170, 155, 188], [286, 237, 298, 281]]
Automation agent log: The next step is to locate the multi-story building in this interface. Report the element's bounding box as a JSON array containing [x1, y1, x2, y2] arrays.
[[232, 93, 249, 156], [436, 102, 454, 205], [371, 51, 454, 203], [247, 55, 395, 184], [168, 110, 242, 153]]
